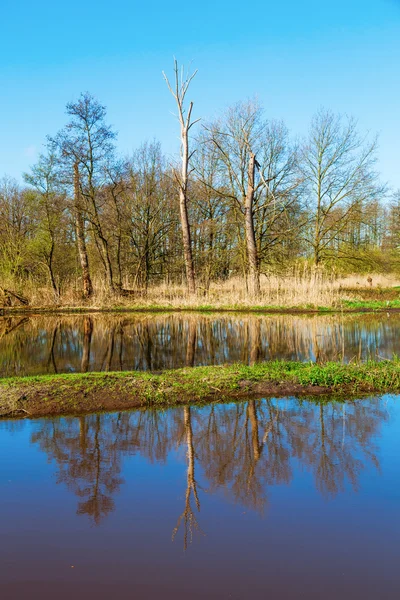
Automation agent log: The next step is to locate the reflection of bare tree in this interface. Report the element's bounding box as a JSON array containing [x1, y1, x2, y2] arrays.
[[73, 415, 122, 523], [31, 414, 124, 525], [249, 319, 261, 365], [46, 323, 59, 373], [103, 324, 116, 371], [81, 316, 93, 372], [28, 398, 388, 535], [3, 312, 400, 376], [172, 406, 202, 550], [185, 319, 197, 367]]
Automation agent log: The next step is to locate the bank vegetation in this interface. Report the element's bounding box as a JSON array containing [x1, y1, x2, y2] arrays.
[[2, 359, 400, 419]]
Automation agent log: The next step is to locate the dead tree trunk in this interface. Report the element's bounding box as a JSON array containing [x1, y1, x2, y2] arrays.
[[74, 163, 93, 299], [1, 288, 29, 306], [179, 125, 196, 294], [245, 153, 260, 297], [163, 60, 198, 295]]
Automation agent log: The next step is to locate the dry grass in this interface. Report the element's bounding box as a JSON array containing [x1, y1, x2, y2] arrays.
[[2, 269, 400, 310]]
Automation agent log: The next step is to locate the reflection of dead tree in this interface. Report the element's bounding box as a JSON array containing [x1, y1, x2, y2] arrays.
[[46, 323, 59, 373], [81, 316, 93, 372], [172, 406, 203, 550], [0, 317, 29, 338]]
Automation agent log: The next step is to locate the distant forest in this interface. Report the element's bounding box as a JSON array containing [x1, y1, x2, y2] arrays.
[[1, 62, 399, 301]]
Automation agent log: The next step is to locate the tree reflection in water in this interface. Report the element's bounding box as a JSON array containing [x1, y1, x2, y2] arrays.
[[3, 312, 400, 376], [29, 398, 387, 541]]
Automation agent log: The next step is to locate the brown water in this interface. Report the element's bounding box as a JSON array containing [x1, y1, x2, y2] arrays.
[[1, 311, 400, 376], [1, 396, 399, 599]]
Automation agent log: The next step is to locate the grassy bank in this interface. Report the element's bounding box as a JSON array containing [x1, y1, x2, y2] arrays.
[[1, 360, 400, 419], [3, 299, 400, 315]]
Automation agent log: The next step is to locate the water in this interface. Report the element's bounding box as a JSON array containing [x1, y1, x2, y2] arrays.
[[1, 311, 400, 376], [1, 396, 399, 599]]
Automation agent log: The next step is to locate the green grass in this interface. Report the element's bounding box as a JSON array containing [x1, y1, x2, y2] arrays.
[[341, 299, 400, 310], [3, 297, 400, 315], [2, 359, 400, 419]]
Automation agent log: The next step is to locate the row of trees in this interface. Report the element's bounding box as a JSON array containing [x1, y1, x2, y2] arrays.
[[0, 62, 398, 300]]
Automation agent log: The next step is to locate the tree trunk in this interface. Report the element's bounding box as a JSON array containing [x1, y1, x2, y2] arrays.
[[47, 242, 59, 302], [180, 127, 196, 294], [74, 163, 93, 299], [99, 236, 114, 293], [245, 153, 260, 297]]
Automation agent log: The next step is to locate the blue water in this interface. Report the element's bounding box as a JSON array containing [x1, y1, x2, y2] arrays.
[[0, 396, 399, 599]]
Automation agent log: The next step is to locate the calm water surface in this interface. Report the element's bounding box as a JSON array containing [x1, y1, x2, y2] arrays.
[[1, 396, 399, 599], [1, 312, 400, 376]]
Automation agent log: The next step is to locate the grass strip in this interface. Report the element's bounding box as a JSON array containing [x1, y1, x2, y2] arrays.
[[1, 359, 400, 419]]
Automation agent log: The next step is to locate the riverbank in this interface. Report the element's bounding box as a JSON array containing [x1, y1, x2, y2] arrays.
[[2, 300, 400, 316], [2, 360, 400, 419], [2, 275, 400, 315]]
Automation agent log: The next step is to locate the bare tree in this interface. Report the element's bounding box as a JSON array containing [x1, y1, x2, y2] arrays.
[[122, 142, 176, 290], [206, 100, 300, 296], [163, 60, 199, 294], [50, 92, 117, 293], [299, 109, 385, 265], [24, 153, 66, 301]]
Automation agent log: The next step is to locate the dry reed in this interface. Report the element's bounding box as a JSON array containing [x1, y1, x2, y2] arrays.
[[2, 268, 400, 310]]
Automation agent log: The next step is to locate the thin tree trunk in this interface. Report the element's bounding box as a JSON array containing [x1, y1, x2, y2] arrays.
[[245, 153, 260, 297], [74, 163, 93, 299], [99, 236, 114, 293], [180, 126, 196, 294], [47, 243, 59, 301]]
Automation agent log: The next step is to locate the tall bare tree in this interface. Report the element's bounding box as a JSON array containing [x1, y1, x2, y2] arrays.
[[50, 92, 117, 293], [163, 60, 199, 294], [299, 109, 384, 265]]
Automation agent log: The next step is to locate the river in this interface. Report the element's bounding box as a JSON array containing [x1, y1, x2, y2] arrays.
[[1, 311, 399, 376]]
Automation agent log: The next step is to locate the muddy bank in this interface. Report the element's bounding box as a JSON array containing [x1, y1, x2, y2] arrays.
[[0, 380, 332, 419]]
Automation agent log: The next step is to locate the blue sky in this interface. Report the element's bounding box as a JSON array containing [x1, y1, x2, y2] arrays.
[[1, 0, 399, 189]]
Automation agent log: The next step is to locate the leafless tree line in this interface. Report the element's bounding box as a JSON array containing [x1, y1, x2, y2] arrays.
[[0, 62, 397, 301]]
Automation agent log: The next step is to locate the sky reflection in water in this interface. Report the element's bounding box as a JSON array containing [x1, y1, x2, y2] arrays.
[[1, 396, 399, 599]]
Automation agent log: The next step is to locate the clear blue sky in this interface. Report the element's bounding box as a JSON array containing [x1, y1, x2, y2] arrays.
[[1, 0, 399, 189]]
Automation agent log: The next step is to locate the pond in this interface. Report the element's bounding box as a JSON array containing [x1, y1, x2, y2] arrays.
[[1, 311, 400, 376], [0, 396, 399, 599]]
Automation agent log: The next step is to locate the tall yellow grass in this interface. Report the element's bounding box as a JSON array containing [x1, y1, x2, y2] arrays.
[[2, 268, 400, 309]]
